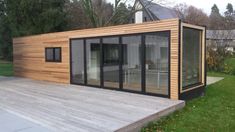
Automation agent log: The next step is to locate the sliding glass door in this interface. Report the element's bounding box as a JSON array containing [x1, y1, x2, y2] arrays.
[[122, 35, 142, 91], [71, 40, 85, 84], [103, 37, 120, 89], [86, 39, 101, 86], [70, 31, 170, 97], [145, 32, 169, 95]]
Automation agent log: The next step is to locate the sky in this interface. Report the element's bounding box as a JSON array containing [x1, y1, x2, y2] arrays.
[[107, 0, 235, 15]]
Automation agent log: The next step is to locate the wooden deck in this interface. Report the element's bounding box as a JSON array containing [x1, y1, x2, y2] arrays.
[[0, 76, 184, 132]]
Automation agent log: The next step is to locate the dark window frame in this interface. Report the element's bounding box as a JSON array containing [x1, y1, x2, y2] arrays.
[[45, 47, 62, 62], [69, 30, 171, 98]]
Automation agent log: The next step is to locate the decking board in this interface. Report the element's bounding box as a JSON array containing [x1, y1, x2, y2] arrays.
[[0, 76, 184, 132]]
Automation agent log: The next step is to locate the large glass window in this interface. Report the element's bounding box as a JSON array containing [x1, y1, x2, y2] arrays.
[[182, 27, 202, 90], [103, 37, 120, 88], [145, 32, 169, 95], [122, 35, 142, 91], [86, 39, 101, 86], [71, 40, 84, 84], [70, 31, 170, 97]]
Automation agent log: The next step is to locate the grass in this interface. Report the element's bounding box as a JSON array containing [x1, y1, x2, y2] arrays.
[[142, 72, 235, 132], [0, 60, 13, 76], [224, 57, 235, 75], [225, 58, 235, 68]]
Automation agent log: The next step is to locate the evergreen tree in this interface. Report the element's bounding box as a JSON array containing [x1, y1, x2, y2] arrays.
[[0, 0, 68, 60], [0, 0, 12, 60], [211, 4, 220, 14], [225, 3, 234, 16], [0, 16, 12, 60], [209, 4, 224, 29], [224, 3, 235, 29], [5, 0, 68, 37]]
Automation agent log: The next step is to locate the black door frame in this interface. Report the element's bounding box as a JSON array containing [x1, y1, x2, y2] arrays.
[[70, 30, 171, 98]]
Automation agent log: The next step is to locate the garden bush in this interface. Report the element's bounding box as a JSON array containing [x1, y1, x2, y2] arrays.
[[206, 44, 232, 72]]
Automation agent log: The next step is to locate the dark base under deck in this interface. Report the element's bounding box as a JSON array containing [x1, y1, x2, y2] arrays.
[[180, 85, 206, 100]]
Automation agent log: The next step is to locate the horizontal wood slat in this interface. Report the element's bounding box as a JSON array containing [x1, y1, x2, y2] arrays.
[[13, 18, 180, 99]]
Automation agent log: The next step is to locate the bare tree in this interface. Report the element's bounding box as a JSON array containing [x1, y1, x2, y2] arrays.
[[185, 6, 209, 26], [174, 4, 209, 26], [173, 3, 188, 20], [81, 0, 127, 28], [65, 0, 92, 29], [81, 0, 170, 28], [66, 0, 139, 29]]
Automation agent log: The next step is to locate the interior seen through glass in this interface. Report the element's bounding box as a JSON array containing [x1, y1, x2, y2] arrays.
[[71, 40, 84, 84], [182, 27, 202, 90], [71, 31, 170, 96], [145, 33, 169, 95], [103, 37, 120, 88], [122, 35, 142, 91], [86, 39, 101, 86]]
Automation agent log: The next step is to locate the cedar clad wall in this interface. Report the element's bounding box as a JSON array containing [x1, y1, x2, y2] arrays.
[[13, 35, 71, 83], [13, 19, 180, 99]]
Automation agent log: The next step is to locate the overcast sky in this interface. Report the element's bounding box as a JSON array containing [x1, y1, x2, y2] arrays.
[[107, 0, 235, 15]]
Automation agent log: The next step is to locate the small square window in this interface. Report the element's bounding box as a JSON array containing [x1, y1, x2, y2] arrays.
[[45, 47, 61, 62]]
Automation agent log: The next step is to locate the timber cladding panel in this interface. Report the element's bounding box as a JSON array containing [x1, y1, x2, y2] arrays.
[[13, 18, 180, 99]]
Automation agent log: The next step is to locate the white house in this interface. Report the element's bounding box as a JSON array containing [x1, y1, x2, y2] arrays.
[[131, 0, 178, 23], [207, 30, 235, 53]]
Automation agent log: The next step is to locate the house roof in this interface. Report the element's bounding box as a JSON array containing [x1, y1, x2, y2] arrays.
[[138, 0, 178, 20], [207, 30, 235, 40]]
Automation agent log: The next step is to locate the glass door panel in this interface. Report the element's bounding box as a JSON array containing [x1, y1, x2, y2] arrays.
[[71, 40, 85, 84], [122, 35, 142, 91], [102, 37, 120, 89], [86, 39, 101, 86], [145, 32, 169, 95]]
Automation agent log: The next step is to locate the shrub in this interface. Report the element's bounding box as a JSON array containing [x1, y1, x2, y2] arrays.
[[224, 58, 235, 75], [206, 43, 232, 72]]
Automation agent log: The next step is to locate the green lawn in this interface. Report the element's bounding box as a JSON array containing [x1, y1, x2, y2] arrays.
[[224, 58, 235, 74], [142, 73, 235, 132], [225, 58, 235, 68], [0, 60, 13, 76]]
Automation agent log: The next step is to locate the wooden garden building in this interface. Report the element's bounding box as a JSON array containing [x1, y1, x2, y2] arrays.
[[13, 18, 206, 100]]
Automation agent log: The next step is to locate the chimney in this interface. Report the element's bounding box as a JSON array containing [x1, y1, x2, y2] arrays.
[[135, 0, 143, 23]]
